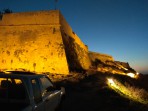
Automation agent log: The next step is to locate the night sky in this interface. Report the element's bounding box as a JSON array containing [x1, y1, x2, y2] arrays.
[[0, 0, 148, 74]]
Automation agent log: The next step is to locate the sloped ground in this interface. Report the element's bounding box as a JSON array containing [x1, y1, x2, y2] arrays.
[[54, 71, 148, 111]]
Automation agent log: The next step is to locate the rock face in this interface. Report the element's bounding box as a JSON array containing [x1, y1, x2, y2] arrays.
[[0, 10, 91, 74]]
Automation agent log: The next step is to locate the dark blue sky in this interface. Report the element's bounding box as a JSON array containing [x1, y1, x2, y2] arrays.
[[0, 0, 148, 74]]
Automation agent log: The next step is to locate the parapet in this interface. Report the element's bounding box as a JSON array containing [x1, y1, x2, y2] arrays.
[[0, 10, 60, 26], [89, 51, 114, 62]]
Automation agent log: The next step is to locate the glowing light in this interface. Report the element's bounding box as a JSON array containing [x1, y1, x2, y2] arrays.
[[107, 78, 148, 104], [117, 64, 128, 71], [134, 72, 139, 79], [108, 79, 114, 85], [107, 78, 118, 89], [124, 68, 128, 70], [127, 73, 135, 78]]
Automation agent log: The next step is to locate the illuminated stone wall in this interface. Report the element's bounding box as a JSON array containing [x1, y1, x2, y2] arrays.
[[114, 61, 130, 68], [59, 13, 91, 72], [89, 51, 114, 63], [0, 10, 91, 74], [0, 11, 59, 25], [0, 11, 69, 74]]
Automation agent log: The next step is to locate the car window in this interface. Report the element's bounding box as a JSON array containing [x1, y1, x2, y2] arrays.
[[31, 79, 42, 104], [0, 77, 26, 100], [39, 76, 54, 96]]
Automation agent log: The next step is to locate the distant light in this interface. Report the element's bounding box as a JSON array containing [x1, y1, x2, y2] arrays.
[[136, 72, 139, 75], [61, 91, 64, 95], [127, 73, 135, 78]]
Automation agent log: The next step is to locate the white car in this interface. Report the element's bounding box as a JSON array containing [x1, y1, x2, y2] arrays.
[[0, 71, 65, 111]]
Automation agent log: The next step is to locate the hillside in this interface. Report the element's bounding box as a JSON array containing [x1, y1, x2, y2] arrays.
[[52, 71, 148, 111]]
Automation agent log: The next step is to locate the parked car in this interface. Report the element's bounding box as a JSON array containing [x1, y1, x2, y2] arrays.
[[0, 70, 65, 111]]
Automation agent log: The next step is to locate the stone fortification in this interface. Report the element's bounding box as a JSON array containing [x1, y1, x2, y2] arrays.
[[59, 13, 91, 72], [0, 10, 91, 74], [89, 51, 114, 63], [114, 61, 130, 69], [0, 11, 59, 25], [0, 11, 68, 74]]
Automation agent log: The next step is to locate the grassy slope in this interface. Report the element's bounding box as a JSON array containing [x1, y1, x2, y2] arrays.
[[55, 71, 148, 111]]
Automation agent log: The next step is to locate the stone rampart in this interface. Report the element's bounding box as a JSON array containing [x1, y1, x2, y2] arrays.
[[114, 61, 130, 68], [59, 12, 91, 72], [0, 10, 69, 74], [0, 10, 91, 74], [89, 51, 114, 63], [0, 10, 59, 25]]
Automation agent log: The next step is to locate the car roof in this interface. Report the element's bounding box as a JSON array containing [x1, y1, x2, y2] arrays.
[[0, 70, 46, 78]]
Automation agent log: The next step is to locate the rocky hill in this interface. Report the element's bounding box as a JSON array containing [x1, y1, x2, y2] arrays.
[[53, 71, 148, 111], [47, 58, 147, 111], [88, 51, 137, 77]]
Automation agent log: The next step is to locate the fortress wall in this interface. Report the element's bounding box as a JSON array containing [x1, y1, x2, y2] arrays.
[[114, 61, 130, 68], [59, 12, 91, 71], [0, 10, 92, 74], [0, 25, 69, 74], [0, 10, 59, 25], [89, 51, 114, 63], [59, 12, 88, 51]]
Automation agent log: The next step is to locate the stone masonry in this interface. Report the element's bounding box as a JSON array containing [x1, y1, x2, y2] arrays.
[[0, 10, 91, 74]]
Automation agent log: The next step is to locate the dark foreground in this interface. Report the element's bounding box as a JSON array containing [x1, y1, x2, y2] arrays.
[[55, 72, 148, 111]]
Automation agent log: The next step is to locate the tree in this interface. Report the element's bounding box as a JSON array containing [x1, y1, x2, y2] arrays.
[[0, 11, 2, 20], [3, 8, 13, 13]]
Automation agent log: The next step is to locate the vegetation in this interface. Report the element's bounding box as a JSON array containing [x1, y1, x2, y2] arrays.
[[107, 78, 148, 104], [54, 71, 148, 111], [0, 8, 13, 14], [0, 8, 12, 20], [126, 84, 148, 103]]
